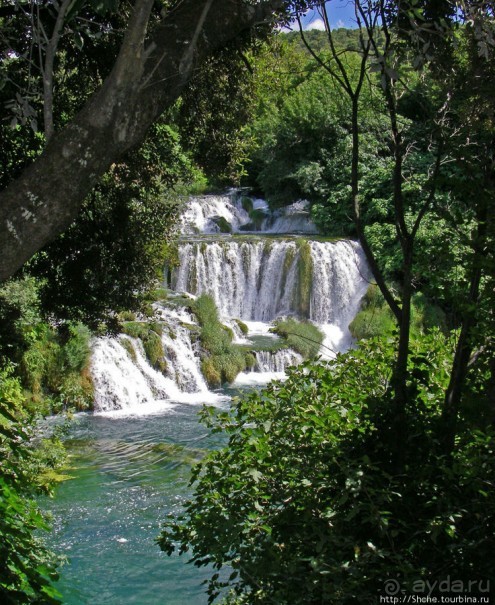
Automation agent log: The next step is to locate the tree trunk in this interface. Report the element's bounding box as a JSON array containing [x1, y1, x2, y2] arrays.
[[441, 198, 487, 453], [0, 0, 282, 281]]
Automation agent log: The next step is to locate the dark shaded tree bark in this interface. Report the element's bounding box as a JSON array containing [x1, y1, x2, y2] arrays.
[[0, 0, 283, 281]]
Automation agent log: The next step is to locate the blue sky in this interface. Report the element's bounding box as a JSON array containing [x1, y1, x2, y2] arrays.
[[292, 1, 358, 31]]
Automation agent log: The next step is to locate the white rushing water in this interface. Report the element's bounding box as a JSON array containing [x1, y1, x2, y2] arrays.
[[253, 349, 303, 372], [91, 193, 371, 413], [173, 239, 298, 321], [181, 194, 318, 235], [180, 192, 250, 234], [172, 238, 368, 325], [91, 307, 225, 415], [261, 200, 318, 234]]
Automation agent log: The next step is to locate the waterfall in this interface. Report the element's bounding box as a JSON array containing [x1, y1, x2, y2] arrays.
[[180, 195, 319, 235], [253, 349, 303, 372], [171, 238, 369, 325], [91, 193, 371, 413], [173, 239, 299, 321], [181, 193, 250, 234], [261, 201, 318, 234], [91, 338, 170, 414], [91, 307, 223, 414]]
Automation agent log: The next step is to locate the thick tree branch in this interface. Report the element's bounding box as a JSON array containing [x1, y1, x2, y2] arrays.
[[0, 0, 284, 281]]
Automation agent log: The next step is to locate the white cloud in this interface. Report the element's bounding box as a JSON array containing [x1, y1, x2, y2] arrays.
[[335, 19, 345, 28], [304, 17, 326, 31]]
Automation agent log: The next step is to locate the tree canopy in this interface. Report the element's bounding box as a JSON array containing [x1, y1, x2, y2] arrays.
[[0, 0, 313, 281]]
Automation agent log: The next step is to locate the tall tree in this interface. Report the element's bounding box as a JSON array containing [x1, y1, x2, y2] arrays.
[[295, 0, 494, 459], [0, 0, 305, 281]]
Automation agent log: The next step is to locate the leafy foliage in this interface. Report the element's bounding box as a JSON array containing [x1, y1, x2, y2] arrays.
[[0, 368, 62, 604], [25, 121, 193, 327], [350, 285, 447, 341], [160, 334, 494, 604], [0, 278, 93, 413]]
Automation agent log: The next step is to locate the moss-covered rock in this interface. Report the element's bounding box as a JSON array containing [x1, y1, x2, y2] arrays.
[[241, 196, 253, 213], [120, 337, 137, 362], [234, 319, 249, 335], [271, 317, 323, 359], [122, 322, 167, 373], [249, 209, 267, 230], [201, 357, 222, 387], [192, 295, 250, 386], [213, 216, 233, 233]]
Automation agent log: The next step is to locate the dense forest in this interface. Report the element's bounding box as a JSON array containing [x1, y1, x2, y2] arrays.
[[0, 0, 494, 603]]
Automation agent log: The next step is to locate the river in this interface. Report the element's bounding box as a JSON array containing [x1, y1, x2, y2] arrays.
[[46, 400, 230, 605]]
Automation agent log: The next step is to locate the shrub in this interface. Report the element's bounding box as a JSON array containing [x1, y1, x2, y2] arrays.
[[349, 302, 396, 340], [0, 368, 62, 603], [62, 323, 91, 373], [349, 285, 448, 341], [54, 372, 94, 412], [21, 331, 61, 395], [160, 333, 495, 604], [16, 320, 92, 412], [201, 358, 222, 387], [193, 295, 250, 385]]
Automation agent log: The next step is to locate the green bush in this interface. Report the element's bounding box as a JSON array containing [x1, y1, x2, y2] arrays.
[[0, 368, 62, 603], [62, 323, 91, 373], [348, 289, 396, 340], [201, 358, 222, 387], [192, 294, 218, 326], [200, 323, 231, 356], [350, 285, 448, 341], [161, 333, 495, 604], [271, 317, 323, 359], [54, 371, 94, 413], [193, 295, 250, 385], [122, 321, 148, 340]]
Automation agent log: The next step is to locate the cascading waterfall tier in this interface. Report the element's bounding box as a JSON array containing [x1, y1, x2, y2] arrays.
[[171, 238, 369, 326], [180, 192, 250, 234], [181, 194, 318, 234], [253, 349, 303, 373], [91, 307, 222, 414]]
